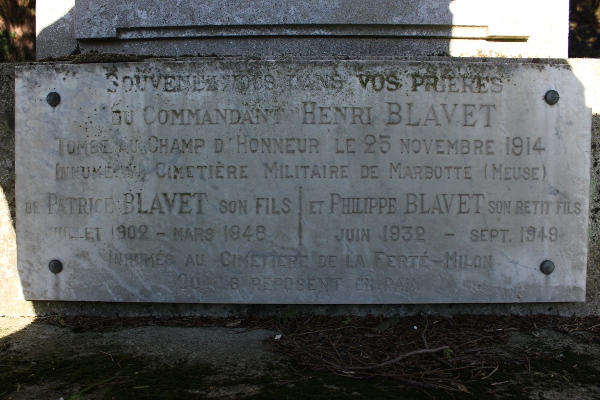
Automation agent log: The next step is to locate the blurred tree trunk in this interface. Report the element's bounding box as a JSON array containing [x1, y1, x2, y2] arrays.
[[0, 0, 34, 61]]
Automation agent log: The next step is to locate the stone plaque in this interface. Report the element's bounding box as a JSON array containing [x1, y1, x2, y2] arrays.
[[16, 60, 590, 303]]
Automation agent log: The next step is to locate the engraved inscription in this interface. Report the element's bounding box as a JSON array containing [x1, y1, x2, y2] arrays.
[[15, 60, 590, 303]]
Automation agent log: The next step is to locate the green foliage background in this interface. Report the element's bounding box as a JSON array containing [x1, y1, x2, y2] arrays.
[[0, 0, 34, 61], [570, 0, 600, 57]]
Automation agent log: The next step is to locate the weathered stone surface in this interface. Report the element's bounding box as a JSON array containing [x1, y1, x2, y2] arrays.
[[36, 1, 77, 60], [14, 59, 590, 304], [36, 0, 568, 58], [0, 63, 33, 317]]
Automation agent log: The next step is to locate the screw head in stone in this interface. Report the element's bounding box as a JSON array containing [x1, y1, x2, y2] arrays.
[[48, 259, 63, 274], [544, 90, 559, 105], [46, 92, 61, 107], [540, 260, 555, 275]]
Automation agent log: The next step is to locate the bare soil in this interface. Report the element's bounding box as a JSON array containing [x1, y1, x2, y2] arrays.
[[2, 314, 600, 399]]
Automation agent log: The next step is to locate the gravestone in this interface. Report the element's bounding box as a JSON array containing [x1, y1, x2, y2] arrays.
[[10, 0, 597, 315], [15, 59, 591, 303]]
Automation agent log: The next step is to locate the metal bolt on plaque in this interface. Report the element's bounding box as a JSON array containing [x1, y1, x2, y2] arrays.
[[540, 260, 555, 275], [48, 259, 63, 274], [544, 90, 559, 105], [46, 92, 61, 107]]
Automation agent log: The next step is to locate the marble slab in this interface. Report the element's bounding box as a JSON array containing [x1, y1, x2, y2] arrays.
[[15, 59, 590, 303]]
